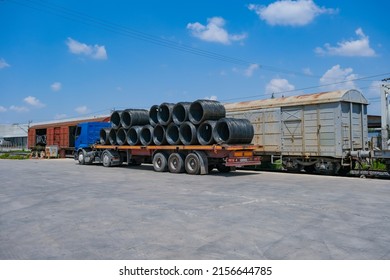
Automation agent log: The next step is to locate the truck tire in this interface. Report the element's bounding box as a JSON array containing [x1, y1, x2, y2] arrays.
[[168, 153, 185, 173], [185, 153, 201, 175], [78, 150, 85, 165], [153, 152, 168, 172], [102, 150, 112, 167]]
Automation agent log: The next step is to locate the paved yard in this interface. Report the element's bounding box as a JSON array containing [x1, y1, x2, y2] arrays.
[[0, 159, 389, 259]]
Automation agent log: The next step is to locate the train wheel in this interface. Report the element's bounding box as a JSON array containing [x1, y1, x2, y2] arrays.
[[168, 153, 185, 173], [153, 152, 168, 172], [185, 153, 200, 175]]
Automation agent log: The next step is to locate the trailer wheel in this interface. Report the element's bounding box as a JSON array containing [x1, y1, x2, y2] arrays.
[[102, 150, 111, 167], [153, 152, 168, 172], [168, 153, 185, 173], [78, 150, 85, 165], [185, 153, 201, 175]]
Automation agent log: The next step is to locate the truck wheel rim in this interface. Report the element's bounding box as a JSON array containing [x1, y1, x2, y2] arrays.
[[103, 154, 110, 166]]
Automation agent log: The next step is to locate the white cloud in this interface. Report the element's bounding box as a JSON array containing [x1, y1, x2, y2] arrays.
[[54, 113, 68, 119], [248, 0, 337, 26], [66, 37, 107, 60], [303, 67, 313, 76], [51, 82, 62, 92], [75, 106, 89, 114], [0, 58, 10, 69], [9, 105, 29, 112], [265, 78, 295, 96], [187, 17, 247, 44], [204, 95, 218, 100], [244, 64, 259, 77], [24, 96, 45, 108], [0, 106, 7, 112], [315, 28, 376, 57], [319, 65, 358, 91]]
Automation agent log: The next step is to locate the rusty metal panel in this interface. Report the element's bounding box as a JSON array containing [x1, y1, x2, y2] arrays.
[[27, 128, 36, 148], [46, 127, 54, 146], [60, 126, 69, 148], [53, 127, 61, 146]]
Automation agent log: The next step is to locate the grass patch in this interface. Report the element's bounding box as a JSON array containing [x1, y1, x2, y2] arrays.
[[0, 153, 30, 160]]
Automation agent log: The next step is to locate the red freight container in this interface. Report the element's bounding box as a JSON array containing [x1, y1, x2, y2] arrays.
[[28, 116, 110, 157]]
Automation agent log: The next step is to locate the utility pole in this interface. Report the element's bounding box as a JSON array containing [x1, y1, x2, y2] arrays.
[[381, 78, 390, 150]]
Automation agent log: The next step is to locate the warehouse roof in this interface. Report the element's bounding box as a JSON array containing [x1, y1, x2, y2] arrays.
[[224, 89, 368, 112], [0, 124, 29, 138]]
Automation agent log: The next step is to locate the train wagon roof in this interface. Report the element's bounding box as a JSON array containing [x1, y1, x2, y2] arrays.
[[29, 115, 110, 130], [224, 89, 368, 112]]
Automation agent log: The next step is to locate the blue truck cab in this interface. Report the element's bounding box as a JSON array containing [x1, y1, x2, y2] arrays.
[[74, 121, 111, 164]]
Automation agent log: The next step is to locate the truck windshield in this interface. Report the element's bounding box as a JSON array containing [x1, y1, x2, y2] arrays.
[[75, 126, 81, 138]]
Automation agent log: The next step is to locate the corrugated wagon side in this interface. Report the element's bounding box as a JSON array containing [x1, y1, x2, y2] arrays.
[[225, 90, 369, 174]]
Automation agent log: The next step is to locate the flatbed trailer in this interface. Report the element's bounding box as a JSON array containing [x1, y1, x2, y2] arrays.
[[79, 144, 262, 175]]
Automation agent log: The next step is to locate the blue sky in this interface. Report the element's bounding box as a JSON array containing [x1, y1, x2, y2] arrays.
[[1, 0, 389, 124]]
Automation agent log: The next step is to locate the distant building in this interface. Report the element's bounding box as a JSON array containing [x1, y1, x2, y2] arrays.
[[0, 124, 29, 150]]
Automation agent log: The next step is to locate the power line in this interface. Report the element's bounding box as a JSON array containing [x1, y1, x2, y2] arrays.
[[7, 0, 320, 78], [221, 72, 390, 102]]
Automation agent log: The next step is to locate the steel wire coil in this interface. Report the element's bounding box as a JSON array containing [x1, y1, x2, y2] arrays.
[[127, 125, 142, 145], [172, 102, 191, 125], [157, 102, 175, 125], [153, 124, 168, 145], [166, 123, 181, 145], [197, 120, 217, 145], [120, 109, 149, 129], [110, 110, 123, 129], [179, 121, 199, 145], [189, 99, 226, 125], [140, 125, 154, 146], [116, 127, 128, 145], [149, 105, 159, 126], [99, 128, 112, 145], [213, 118, 254, 144], [108, 128, 118, 145]]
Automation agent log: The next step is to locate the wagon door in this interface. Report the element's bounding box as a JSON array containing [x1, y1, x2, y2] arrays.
[[281, 106, 303, 155]]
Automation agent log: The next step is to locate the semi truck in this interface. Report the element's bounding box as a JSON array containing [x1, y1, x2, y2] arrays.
[[74, 121, 261, 175]]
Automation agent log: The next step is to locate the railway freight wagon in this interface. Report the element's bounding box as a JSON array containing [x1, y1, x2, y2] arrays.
[[225, 89, 369, 174], [28, 116, 110, 157]]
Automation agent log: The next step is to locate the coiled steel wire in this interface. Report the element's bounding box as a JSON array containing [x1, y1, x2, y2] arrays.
[[153, 124, 168, 145], [157, 102, 175, 125], [172, 102, 191, 125], [213, 118, 254, 144], [149, 105, 159, 126], [127, 125, 142, 145], [99, 128, 112, 145], [116, 127, 128, 145], [110, 110, 123, 129], [197, 120, 217, 145], [140, 125, 154, 146], [120, 109, 149, 129], [189, 99, 226, 125], [166, 123, 181, 145], [179, 121, 199, 145]]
